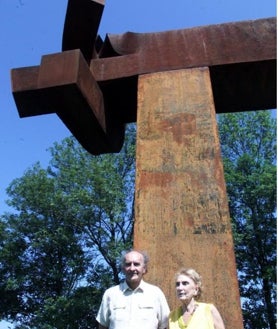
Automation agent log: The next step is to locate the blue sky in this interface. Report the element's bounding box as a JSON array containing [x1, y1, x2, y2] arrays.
[[0, 0, 276, 327]]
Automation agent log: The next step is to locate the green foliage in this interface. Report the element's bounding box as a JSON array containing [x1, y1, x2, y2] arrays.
[[218, 111, 276, 329], [29, 286, 102, 329], [0, 124, 136, 328]]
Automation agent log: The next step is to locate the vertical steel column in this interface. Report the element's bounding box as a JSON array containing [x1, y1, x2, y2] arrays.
[[134, 67, 243, 329]]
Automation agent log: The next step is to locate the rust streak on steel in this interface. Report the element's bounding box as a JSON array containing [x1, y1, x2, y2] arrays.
[[91, 17, 276, 81]]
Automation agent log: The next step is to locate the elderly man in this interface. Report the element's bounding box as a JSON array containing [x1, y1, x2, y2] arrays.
[[96, 249, 170, 329]]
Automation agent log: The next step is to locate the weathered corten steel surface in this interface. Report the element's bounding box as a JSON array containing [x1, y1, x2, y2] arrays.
[[62, 0, 105, 63], [11, 50, 125, 155], [91, 17, 276, 116], [134, 68, 243, 329], [11, 16, 276, 154], [92, 18, 276, 80]]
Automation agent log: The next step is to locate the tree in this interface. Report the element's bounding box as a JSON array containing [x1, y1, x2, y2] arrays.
[[47, 123, 136, 284], [218, 111, 276, 329], [1, 112, 276, 328], [0, 163, 88, 327], [0, 124, 136, 328]]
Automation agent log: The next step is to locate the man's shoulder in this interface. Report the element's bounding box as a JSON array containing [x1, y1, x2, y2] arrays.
[[141, 281, 165, 293], [103, 284, 122, 296]]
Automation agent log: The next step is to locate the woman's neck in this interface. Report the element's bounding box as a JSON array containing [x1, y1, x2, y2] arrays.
[[182, 299, 197, 315]]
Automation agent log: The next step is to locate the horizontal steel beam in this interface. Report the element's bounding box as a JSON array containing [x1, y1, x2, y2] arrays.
[[91, 18, 276, 80]]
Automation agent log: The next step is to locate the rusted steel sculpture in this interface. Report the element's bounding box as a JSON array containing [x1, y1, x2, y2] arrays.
[[11, 0, 276, 155], [10, 0, 276, 328]]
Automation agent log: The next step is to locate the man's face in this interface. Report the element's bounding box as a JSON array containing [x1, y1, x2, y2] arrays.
[[123, 251, 146, 288]]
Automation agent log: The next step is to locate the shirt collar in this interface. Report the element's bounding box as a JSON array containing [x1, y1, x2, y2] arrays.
[[121, 279, 146, 292]]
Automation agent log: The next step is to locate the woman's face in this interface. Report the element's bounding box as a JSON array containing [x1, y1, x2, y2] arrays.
[[175, 274, 198, 303]]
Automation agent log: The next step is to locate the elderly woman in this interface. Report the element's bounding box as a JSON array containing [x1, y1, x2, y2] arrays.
[[168, 268, 225, 329]]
